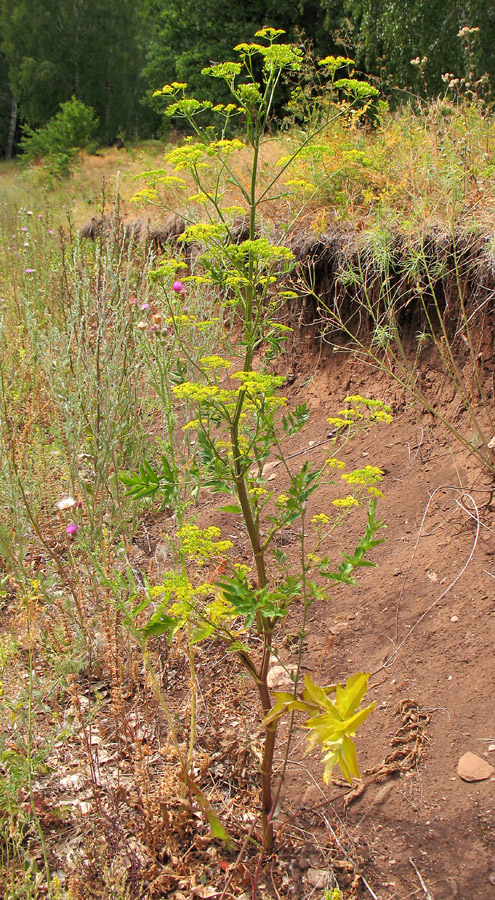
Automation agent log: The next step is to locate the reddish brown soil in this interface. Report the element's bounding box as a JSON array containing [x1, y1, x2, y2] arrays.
[[259, 342, 495, 900]]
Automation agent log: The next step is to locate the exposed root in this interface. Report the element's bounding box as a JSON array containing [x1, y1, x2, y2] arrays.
[[344, 699, 430, 808]]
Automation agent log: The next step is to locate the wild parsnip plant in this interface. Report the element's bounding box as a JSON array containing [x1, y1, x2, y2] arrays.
[[128, 29, 390, 851]]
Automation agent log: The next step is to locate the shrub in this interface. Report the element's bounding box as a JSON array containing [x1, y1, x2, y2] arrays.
[[20, 96, 99, 176]]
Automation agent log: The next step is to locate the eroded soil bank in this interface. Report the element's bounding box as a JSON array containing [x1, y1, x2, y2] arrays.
[[268, 340, 495, 900], [132, 332, 495, 899]]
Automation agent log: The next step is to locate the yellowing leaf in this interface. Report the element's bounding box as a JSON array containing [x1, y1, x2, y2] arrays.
[[340, 733, 359, 779], [262, 691, 308, 726], [301, 674, 375, 784], [206, 808, 232, 844], [335, 672, 371, 718], [186, 777, 232, 846], [302, 673, 338, 712]]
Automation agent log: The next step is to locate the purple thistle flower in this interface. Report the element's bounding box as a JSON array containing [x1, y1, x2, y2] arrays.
[[141, 302, 150, 310], [66, 522, 78, 535], [25, 268, 35, 274], [173, 281, 184, 293], [21, 227, 28, 232]]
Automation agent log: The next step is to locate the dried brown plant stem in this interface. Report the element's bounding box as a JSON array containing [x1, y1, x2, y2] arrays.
[[0, 368, 87, 637], [25, 604, 51, 888]]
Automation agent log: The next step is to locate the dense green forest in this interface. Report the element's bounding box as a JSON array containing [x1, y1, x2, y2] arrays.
[[0, 0, 494, 155]]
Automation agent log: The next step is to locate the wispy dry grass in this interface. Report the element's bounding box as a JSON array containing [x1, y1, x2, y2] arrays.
[[3, 98, 494, 239]]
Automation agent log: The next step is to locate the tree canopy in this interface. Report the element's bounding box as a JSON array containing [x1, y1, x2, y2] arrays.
[[1, 0, 495, 157], [0, 0, 151, 146], [324, 0, 495, 98]]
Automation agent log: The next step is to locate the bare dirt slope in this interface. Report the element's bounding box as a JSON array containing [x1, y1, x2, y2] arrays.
[[260, 342, 495, 900], [130, 337, 495, 900]]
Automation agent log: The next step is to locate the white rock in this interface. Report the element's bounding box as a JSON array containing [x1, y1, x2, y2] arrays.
[[267, 665, 295, 690]]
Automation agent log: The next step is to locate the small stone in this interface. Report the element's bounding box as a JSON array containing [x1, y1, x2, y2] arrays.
[[370, 782, 396, 806], [301, 784, 322, 806], [445, 875, 458, 896], [267, 665, 295, 690], [304, 869, 329, 889], [262, 460, 280, 475], [457, 752, 494, 782], [450, 615, 459, 622], [488, 743, 495, 752], [295, 857, 311, 871], [488, 873, 495, 886], [155, 543, 169, 564]]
